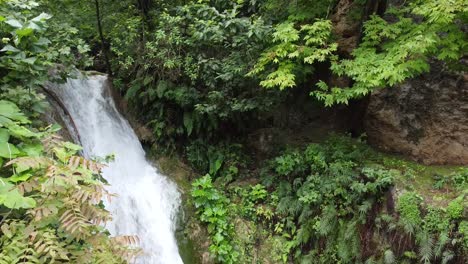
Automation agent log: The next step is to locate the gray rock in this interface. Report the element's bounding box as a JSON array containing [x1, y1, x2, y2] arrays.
[[365, 62, 468, 165]]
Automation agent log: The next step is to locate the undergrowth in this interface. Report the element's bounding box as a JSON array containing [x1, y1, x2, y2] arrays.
[[190, 135, 467, 263]]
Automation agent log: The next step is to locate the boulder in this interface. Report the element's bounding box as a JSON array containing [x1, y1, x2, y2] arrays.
[[365, 63, 468, 165]]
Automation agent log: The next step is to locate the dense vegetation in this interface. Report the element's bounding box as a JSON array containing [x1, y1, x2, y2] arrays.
[[191, 137, 467, 263], [1, 0, 467, 263], [0, 1, 138, 262]]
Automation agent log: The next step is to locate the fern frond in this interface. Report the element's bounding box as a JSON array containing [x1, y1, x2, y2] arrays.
[[17, 179, 40, 194], [417, 231, 434, 263], [72, 185, 110, 204], [441, 250, 454, 264], [68, 156, 105, 173], [80, 204, 112, 225], [5, 157, 52, 170], [112, 235, 140, 247], [41, 134, 63, 152], [29, 205, 57, 222], [59, 208, 91, 239], [110, 235, 142, 262]]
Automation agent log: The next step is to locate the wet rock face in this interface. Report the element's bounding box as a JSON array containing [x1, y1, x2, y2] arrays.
[[331, 0, 361, 55], [365, 64, 468, 165]]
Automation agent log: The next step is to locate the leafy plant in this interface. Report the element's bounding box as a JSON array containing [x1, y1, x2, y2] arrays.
[[191, 174, 239, 263], [0, 2, 136, 263], [0, 100, 139, 263], [0, 0, 91, 114], [249, 19, 337, 90], [266, 137, 395, 262], [313, 0, 467, 106], [397, 191, 423, 235]]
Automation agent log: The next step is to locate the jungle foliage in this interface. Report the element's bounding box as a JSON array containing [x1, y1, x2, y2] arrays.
[[1, 0, 467, 263], [44, 0, 466, 151], [1, 1, 138, 263], [192, 136, 467, 263]]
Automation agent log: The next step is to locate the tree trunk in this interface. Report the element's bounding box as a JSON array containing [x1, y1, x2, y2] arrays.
[[94, 0, 113, 76]]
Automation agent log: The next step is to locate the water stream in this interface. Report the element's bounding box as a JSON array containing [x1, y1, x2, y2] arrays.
[[49, 73, 183, 264]]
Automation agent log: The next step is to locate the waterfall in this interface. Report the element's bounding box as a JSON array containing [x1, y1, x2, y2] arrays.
[[49, 73, 183, 264]]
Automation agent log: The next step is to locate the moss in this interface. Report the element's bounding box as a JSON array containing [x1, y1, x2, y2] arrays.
[[376, 153, 465, 207], [156, 156, 193, 191], [233, 218, 256, 263], [257, 235, 289, 264]]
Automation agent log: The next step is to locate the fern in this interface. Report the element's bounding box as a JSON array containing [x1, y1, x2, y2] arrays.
[[0, 100, 138, 263], [441, 250, 454, 264], [417, 231, 434, 264], [384, 249, 395, 264]]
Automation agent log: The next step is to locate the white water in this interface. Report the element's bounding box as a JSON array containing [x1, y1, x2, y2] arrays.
[[50, 74, 183, 264]]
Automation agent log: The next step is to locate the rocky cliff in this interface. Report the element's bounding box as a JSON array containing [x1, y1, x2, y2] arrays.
[[365, 62, 468, 165]]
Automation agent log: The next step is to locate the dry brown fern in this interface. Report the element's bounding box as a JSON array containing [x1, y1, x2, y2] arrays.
[[68, 155, 106, 173], [4, 157, 52, 170]]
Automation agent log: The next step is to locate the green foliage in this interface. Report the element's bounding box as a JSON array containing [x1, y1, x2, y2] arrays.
[[189, 134, 467, 263], [0, 2, 136, 263], [20, 0, 467, 262], [0, 0, 91, 114], [264, 136, 395, 262], [313, 0, 467, 106], [100, 1, 281, 149], [249, 19, 337, 90], [397, 192, 423, 234], [260, 0, 334, 23], [446, 195, 465, 220], [191, 175, 239, 263], [231, 183, 273, 223], [186, 140, 246, 183], [380, 192, 468, 263], [0, 101, 139, 263], [451, 168, 468, 190]]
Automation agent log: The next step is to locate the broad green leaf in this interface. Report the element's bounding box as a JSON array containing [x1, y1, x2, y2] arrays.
[[0, 116, 13, 126], [143, 76, 153, 86], [0, 100, 29, 123], [124, 83, 142, 100], [7, 123, 38, 138], [35, 37, 51, 46], [0, 128, 9, 142], [53, 147, 68, 162], [5, 19, 22, 28], [31, 13, 52, 22], [0, 44, 20, 53], [26, 21, 41, 30], [156, 81, 168, 98], [15, 28, 34, 37], [0, 182, 36, 209], [183, 111, 194, 136], [22, 56, 37, 64], [48, 123, 62, 132], [0, 142, 20, 158], [21, 143, 43, 157], [8, 172, 32, 183], [62, 141, 82, 151], [209, 157, 224, 176]]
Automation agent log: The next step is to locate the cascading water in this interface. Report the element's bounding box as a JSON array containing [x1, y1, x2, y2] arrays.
[[49, 73, 183, 264]]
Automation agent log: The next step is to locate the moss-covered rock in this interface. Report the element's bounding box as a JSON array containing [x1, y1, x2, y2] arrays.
[[155, 155, 215, 264]]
